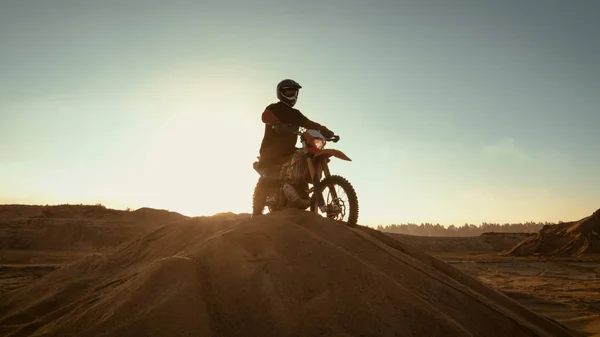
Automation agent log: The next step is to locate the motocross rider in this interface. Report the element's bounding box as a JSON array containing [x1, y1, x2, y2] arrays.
[[256, 79, 335, 212]]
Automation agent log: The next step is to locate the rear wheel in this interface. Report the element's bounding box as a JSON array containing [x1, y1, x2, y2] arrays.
[[252, 180, 267, 216], [310, 175, 359, 226]]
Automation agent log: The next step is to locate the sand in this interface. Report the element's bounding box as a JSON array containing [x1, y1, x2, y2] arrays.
[[384, 229, 600, 336], [506, 208, 600, 257], [386, 232, 533, 259], [0, 206, 583, 337]]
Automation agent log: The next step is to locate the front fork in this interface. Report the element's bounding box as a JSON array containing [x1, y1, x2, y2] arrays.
[[302, 141, 339, 213]]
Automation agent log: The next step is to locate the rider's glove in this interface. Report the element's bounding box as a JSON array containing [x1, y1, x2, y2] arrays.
[[320, 127, 335, 138]]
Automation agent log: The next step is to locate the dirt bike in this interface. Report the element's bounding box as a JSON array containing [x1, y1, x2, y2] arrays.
[[252, 126, 359, 226]]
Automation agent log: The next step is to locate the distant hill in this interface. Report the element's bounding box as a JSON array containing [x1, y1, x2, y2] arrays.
[[0, 204, 188, 251], [503, 208, 600, 256]]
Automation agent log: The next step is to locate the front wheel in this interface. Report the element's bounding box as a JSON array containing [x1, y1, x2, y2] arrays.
[[310, 175, 359, 227]]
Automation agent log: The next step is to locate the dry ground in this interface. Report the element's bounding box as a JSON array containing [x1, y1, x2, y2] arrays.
[[0, 205, 595, 336], [388, 232, 600, 336]]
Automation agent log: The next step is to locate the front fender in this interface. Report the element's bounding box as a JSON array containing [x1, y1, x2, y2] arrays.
[[314, 149, 351, 161]]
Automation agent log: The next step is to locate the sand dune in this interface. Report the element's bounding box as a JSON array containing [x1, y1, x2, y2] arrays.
[[386, 232, 533, 258], [0, 205, 186, 252], [505, 208, 600, 257], [0, 208, 580, 337]]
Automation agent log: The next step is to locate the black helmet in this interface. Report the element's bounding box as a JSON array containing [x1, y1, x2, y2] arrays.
[[277, 79, 302, 107]]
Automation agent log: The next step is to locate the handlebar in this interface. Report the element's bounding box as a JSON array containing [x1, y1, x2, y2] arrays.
[[272, 123, 340, 142], [289, 128, 340, 143]]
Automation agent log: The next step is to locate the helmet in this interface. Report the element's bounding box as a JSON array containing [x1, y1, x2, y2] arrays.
[[277, 79, 302, 107]]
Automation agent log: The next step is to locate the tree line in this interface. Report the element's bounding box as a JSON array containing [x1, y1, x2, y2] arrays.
[[376, 221, 556, 237]]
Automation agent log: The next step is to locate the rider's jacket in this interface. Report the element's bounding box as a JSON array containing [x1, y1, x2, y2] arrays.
[[259, 101, 308, 168]]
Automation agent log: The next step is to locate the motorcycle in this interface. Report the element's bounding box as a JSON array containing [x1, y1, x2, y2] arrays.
[[252, 126, 359, 226]]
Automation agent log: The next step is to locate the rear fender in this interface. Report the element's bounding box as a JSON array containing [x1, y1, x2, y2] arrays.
[[314, 149, 351, 161]]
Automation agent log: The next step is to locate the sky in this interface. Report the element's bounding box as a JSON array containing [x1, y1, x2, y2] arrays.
[[1, 0, 599, 227]]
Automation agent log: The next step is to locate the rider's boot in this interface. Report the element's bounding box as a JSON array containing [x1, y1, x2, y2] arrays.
[[283, 181, 310, 209]]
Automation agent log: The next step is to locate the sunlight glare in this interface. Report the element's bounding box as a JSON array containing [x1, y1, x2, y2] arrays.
[[119, 65, 268, 216]]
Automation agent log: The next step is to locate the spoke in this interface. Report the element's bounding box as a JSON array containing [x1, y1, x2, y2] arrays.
[[321, 184, 349, 223]]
